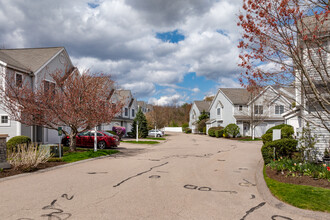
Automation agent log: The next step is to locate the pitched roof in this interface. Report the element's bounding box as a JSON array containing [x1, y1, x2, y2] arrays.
[[219, 88, 251, 105], [0, 47, 64, 73], [114, 90, 131, 99], [194, 100, 211, 112], [276, 87, 295, 103], [137, 101, 146, 107]]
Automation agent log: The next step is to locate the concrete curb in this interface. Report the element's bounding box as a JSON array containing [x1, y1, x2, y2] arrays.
[[255, 159, 330, 220], [0, 154, 115, 183]]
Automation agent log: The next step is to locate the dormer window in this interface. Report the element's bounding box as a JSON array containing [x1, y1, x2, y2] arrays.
[[239, 105, 243, 111], [132, 109, 135, 117], [217, 107, 221, 116], [125, 108, 128, 116]]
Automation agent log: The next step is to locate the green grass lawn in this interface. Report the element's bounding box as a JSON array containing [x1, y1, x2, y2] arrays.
[[49, 147, 119, 163], [121, 140, 160, 144], [145, 137, 166, 140], [264, 166, 330, 212]]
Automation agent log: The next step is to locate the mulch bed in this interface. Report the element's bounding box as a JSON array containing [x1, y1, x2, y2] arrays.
[[266, 166, 330, 189], [0, 162, 67, 179]]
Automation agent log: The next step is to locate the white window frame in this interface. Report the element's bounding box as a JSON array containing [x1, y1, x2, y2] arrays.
[[43, 80, 56, 94], [254, 105, 263, 115], [217, 107, 221, 116], [0, 114, 10, 126], [275, 105, 284, 115], [15, 72, 23, 88]]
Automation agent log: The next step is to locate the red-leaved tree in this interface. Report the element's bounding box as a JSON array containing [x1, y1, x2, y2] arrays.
[[237, 0, 329, 132], [0, 68, 124, 151]]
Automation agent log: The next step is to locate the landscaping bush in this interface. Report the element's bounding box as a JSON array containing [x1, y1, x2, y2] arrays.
[[263, 124, 294, 143], [185, 128, 192, 134], [7, 136, 31, 151], [266, 124, 288, 134], [112, 126, 126, 140], [126, 132, 134, 138], [198, 119, 207, 133], [208, 126, 224, 137], [7, 143, 51, 171], [215, 129, 224, 138], [262, 138, 298, 164], [261, 144, 274, 164], [224, 124, 240, 138], [261, 133, 272, 144], [223, 132, 229, 138], [182, 123, 189, 130], [203, 127, 206, 134]]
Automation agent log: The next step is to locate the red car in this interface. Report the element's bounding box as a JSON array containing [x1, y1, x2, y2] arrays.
[[62, 130, 120, 149]]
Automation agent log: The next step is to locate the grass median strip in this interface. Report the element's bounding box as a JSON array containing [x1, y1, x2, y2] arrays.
[[145, 137, 166, 140], [263, 166, 330, 212], [47, 147, 119, 163], [121, 140, 160, 144]]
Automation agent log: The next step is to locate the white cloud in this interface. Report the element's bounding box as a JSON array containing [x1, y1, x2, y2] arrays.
[[0, 0, 243, 101], [191, 87, 200, 93], [148, 94, 185, 106]]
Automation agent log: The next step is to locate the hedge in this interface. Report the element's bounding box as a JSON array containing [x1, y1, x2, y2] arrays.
[[208, 126, 224, 137], [215, 129, 224, 138], [7, 135, 31, 150], [262, 124, 294, 144], [262, 138, 298, 164], [224, 123, 240, 138], [185, 128, 192, 134]]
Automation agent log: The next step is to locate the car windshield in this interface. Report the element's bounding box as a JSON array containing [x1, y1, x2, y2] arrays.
[[103, 131, 115, 136]]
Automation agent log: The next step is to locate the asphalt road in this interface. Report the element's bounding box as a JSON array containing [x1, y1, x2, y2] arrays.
[[0, 132, 321, 220]]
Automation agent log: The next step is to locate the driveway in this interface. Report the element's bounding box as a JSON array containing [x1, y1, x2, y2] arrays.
[[0, 132, 322, 219]]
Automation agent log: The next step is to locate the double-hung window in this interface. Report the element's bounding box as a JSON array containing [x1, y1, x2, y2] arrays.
[[217, 107, 221, 116], [275, 105, 284, 115], [0, 115, 10, 126], [15, 73, 23, 88], [44, 80, 55, 96], [254, 105, 263, 114]]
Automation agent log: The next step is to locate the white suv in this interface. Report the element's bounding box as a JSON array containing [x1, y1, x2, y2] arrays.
[[148, 129, 164, 137]]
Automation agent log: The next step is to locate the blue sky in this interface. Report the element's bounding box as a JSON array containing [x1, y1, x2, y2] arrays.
[[0, 0, 243, 106]]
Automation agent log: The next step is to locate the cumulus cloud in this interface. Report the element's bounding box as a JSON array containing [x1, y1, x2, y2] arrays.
[[148, 94, 185, 106], [0, 0, 243, 101]]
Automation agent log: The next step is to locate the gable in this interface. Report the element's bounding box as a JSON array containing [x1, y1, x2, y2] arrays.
[[0, 47, 65, 74]]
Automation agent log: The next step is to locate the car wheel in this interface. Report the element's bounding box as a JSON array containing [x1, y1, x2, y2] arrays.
[[97, 141, 106, 149], [157, 134, 161, 137]]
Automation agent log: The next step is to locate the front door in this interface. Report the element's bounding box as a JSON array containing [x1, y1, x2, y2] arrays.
[[243, 123, 250, 136]]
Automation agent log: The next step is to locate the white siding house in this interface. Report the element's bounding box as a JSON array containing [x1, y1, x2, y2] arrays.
[[283, 16, 330, 157], [189, 101, 211, 133], [207, 86, 295, 137], [100, 90, 138, 134], [0, 47, 74, 143]]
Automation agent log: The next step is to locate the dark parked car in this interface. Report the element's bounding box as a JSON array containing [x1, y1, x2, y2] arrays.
[[62, 130, 120, 149]]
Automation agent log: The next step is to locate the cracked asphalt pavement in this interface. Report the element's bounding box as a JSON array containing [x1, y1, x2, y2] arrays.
[[0, 132, 322, 219]]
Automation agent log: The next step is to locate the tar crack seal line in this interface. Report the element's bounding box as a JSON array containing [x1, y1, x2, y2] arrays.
[[240, 202, 266, 220], [184, 184, 237, 194], [113, 162, 169, 187], [271, 215, 293, 220]]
